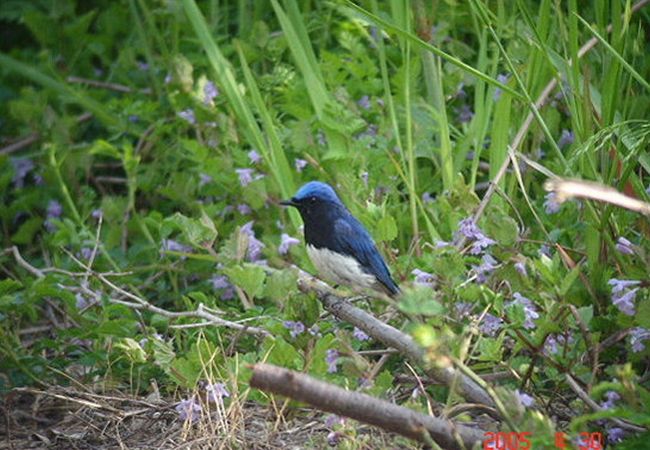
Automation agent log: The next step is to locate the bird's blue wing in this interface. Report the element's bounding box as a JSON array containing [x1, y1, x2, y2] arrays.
[[332, 216, 399, 295]]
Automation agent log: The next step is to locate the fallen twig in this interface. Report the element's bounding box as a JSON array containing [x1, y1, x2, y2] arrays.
[[250, 363, 485, 449]]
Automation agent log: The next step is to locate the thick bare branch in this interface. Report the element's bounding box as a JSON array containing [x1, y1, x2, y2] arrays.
[[250, 363, 485, 449]]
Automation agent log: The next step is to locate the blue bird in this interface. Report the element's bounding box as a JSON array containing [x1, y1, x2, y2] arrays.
[[281, 181, 400, 297]]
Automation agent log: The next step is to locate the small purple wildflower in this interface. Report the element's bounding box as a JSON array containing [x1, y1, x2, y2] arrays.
[[607, 427, 625, 444], [278, 233, 300, 255], [325, 349, 339, 373], [210, 274, 236, 300], [493, 73, 509, 101], [353, 327, 370, 341], [91, 209, 103, 220], [79, 247, 93, 260], [514, 261, 528, 277], [177, 109, 196, 125], [161, 239, 192, 254], [203, 80, 219, 105], [248, 149, 262, 164], [241, 221, 265, 261], [294, 158, 308, 173], [199, 173, 213, 187], [515, 389, 535, 408], [235, 168, 255, 186], [412, 268, 435, 288], [283, 320, 305, 338], [308, 324, 321, 336], [629, 327, 650, 353], [507, 292, 539, 330], [456, 104, 474, 123], [128, 114, 139, 123], [455, 218, 495, 255], [327, 431, 342, 446], [544, 333, 573, 355], [544, 192, 561, 214], [136, 60, 149, 71], [434, 240, 450, 249], [558, 129, 575, 149], [205, 382, 230, 403], [75, 293, 90, 309], [45, 200, 63, 232], [479, 313, 503, 336], [600, 391, 620, 410], [422, 192, 434, 204], [609, 278, 641, 294], [316, 130, 327, 146], [357, 95, 371, 110], [608, 279, 641, 316], [164, 73, 173, 84], [615, 237, 635, 255], [455, 302, 474, 319], [11, 158, 35, 188], [539, 244, 552, 258], [472, 254, 498, 284], [470, 234, 497, 255], [237, 203, 252, 215], [175, 397, 202, 422]]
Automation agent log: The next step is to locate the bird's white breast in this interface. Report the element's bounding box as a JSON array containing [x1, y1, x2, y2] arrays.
[[306, 245, 376, 289]]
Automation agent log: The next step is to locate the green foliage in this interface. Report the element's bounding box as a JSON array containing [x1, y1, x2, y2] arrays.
[[0, 0, 649, 446]]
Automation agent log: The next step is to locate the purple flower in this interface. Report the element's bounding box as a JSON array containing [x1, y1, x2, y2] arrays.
[[248, 149, 262, 164], [203, 81, 219, 105], [353, 327, 370, 341], [210, 274, 236, 300], [629, 327, 650, 353], [79, 247, 93, 260], [136, 60, 149, 71], [161, 239, 192, 254], [164, 73, 173, 84], [205, 382, 230, 403], [608, 278, 641, 294], [558, 129, 575, 148], [91, 209, 103, 220], [539, 244, 552, 258], [237, 203, 252, 215], [514, 261, 528, 277], [279, 233, 300, 255], [607, 427, 625, 444], [434, 240, 450, 249], [175, 397, 202, 422], [613, 288, 638, 315], [198, 173, 213, 188], [456, 104, 474, 123], [544, 333, 573, 355], [507, 292, 539, 329], [235, 168, 255, 186], [454, 302, 474, 319], [308, 324, 321, 336], [316, 130, 327, 146], [615, 237, 635, 255], [128, 114, 139, 123], [493, 73, 509, 101], [325, 414, 344, 429], [294, 158, 308, 173], [45, 200, 63, 232], [515, 390, 535, 408], [283, 320, 305, 338], [11, 158, 35, 188], [479, 313, 503, 336], [544, 192, 561, 214], [422, 192, 434, 204], [472, 254, 498, 283], [178, 109, 196, 125], [327, 431, 342, 446], [75, 293, 90, 309], [240, 221, 265, 261], [600, 391, 620, 410], [412, 268, 435, 288], [357, 95, 371, 110], [455, 218, 495, 255], [325, 349, 339, 373]]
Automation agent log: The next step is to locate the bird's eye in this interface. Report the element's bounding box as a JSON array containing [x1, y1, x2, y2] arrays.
[[310, 196, 316, 203]]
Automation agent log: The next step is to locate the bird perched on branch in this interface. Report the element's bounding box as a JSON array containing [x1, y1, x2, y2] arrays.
[[281, 181, 400, 297]]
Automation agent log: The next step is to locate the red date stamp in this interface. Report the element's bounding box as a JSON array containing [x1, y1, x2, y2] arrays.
[[483, 431, 603, 449]]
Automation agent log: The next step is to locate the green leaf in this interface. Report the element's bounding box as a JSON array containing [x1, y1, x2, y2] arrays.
[[223, 264, 266, 298], [115, 338, 147, 363], [264, 269, 298, 302], [309, 334, 336, 376], [0, 279, 22, 296], [398, 287, 445, 316], [163, 212, 218, 248], [559, 266, 581, 296], [11, 217, 43, 245], [637, 301, 650, 329], [262, 336, 302, 370], [375, 215, 398, 242]]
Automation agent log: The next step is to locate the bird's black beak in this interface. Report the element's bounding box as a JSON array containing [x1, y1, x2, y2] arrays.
[[279, 198, 298, 207]]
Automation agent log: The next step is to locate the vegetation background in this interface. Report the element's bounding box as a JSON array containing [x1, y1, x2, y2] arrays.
[[1, 0, 649, 448]]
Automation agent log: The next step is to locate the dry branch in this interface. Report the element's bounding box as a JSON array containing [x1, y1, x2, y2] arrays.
[[250, 363, 485, 449], [295, 269, 497, 410]]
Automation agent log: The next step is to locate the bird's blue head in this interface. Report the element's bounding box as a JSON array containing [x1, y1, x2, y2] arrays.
[[280, 181, 345, 220]]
